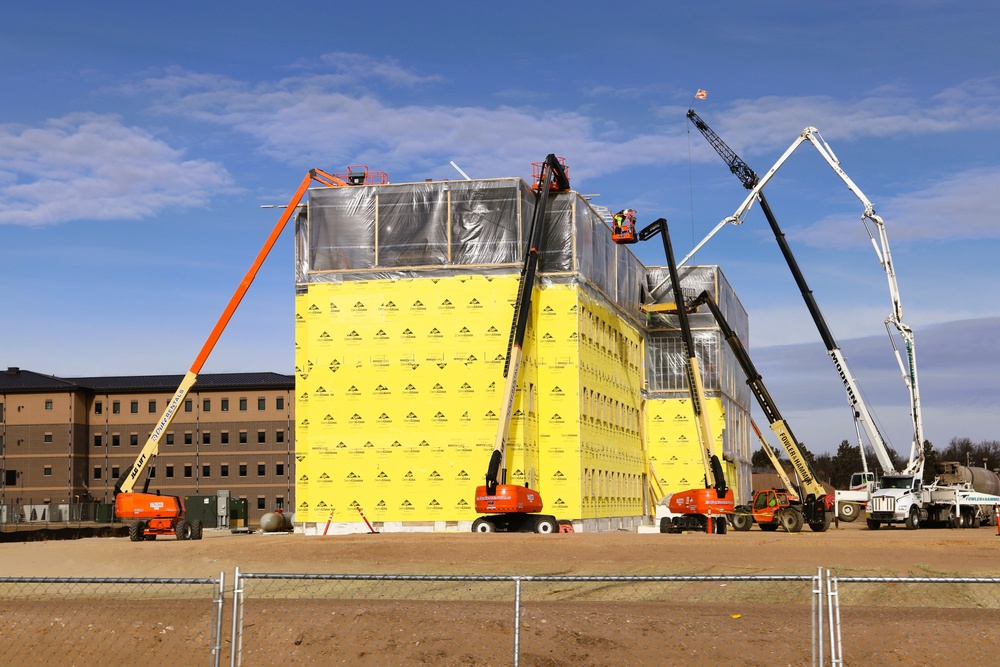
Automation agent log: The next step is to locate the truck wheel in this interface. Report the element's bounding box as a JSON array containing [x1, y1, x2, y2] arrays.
[[730, 509, 752, 532], [128, 520, 145, 542], [904, 507, 920, 530], [191, 520, 204, 540], [866, 518, 881, 530], [175, 520, 192, 540], [838, 502, 860, 523], [534, 516, 557, 534], [471, 517, 495, 533], [779, 509, 803, 533], [809, 511, 832, 533]]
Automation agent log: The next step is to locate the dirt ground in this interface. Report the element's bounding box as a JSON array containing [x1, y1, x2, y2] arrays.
[[2, 521, 999, 665]]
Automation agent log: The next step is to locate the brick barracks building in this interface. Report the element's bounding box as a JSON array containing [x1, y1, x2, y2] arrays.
[[0, 367, 294, 525]]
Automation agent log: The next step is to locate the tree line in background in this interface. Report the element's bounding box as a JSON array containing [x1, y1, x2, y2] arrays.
[[751, 437, 1000, 490]]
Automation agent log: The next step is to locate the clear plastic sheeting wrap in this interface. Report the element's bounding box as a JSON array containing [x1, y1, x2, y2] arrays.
[[296, 178, 646, 322]]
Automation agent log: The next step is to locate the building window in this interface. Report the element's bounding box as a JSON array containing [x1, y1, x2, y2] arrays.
[[257, 397, 266, 411], [93, 466, 101, 480], [4, 469, 16, 485], [276, 430, 285, 443], [184, 432, 193, 445], [93, 434, 102, 447], [239, 431, 247, 445], [221, 398, 229, 412], [203, 399, 211, 412], [275, 496, 284, 510], [95, 401, 103, 415], [184, 465, 192, 478], [130, 401, 138, 414], [166, 433, 174, 446], [202, 464, 211, 478], [203, 432, 211, 445], [221, 431, 229, 445], [257, 431, 266, 444], [166, 465, 174, 478], [276, 397, 284, 410], [44, 433, 53, 443], [239, 464, 247, 477], [148, 400, 156, 413], [43, 466, 52, 476], [275, 462, 284, 476], [239, 398, 247, 411], [148, 466, 155, 479], [257, 497, 266, 511], [112, 434, 120, 447], [130, 433, 138, 446], [45, 400, 53, 410], [257, 463, 266, 476], [112, 401, 120, 414], [220, 464, 229, 477], [184, 399, 193, 412], [111, 466, 120, 478]]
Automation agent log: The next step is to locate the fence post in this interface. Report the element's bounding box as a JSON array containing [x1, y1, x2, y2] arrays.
[[230, 567, 244, 667], [211, 571, 225, 667], [513, 577, 522, 667], [826, 570, 843, 665]]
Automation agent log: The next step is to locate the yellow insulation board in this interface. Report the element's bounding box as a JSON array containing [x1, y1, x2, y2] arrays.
[[644, 396, 729, 497], [294, 276, 646, 524]]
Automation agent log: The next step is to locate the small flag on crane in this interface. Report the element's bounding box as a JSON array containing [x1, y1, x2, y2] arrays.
[[695, 89, 708, 100]]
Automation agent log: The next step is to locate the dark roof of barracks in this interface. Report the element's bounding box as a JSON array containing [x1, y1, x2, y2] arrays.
[[0, 367, 293, 394]]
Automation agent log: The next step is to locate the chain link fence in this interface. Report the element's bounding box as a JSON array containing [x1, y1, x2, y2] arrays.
[[1, 570, 997, 665], [230, 571, 823, 666], [0, 575, 226, 667], [828, 574, 1000, 665]]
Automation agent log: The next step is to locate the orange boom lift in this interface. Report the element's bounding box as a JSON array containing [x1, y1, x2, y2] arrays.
[[472, 154, 570, 533]]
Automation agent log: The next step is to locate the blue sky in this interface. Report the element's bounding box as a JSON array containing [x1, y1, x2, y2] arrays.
[[2, 1, 997, 457]]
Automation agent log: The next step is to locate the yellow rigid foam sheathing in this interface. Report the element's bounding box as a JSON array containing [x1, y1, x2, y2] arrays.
[[295, 276, 646, 526], [644, 396, 729, 500]]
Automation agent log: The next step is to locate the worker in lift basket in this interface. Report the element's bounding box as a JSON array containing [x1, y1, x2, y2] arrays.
[[612, 209, 636, 236]]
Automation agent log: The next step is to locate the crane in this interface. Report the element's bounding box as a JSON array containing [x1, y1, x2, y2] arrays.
[[683, 110, 924, 480]]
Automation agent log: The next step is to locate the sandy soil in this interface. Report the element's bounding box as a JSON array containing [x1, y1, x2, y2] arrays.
[[1, 521, 998, 665]]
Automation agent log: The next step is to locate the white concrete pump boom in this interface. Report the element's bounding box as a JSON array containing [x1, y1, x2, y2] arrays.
[[680, 119, 924, 479]]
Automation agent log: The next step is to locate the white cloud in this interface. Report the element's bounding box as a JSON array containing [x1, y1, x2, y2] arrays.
[[0, 113, 235, 226]]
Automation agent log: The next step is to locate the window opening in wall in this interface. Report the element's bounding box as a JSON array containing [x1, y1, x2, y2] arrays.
[[184, 432, 193, 445], [93, 435, 102, 447], [95, 401, 103, 415], [112, 434, 120, 447], [257, 463, 265, 476], [275, 496, 284, 510], [276, 430, 284, 443], [111, 466, 120, 478], [220, 464, 229, 477], [221, 431, 229, 445], [130, 401, 138, 414], [166, 465, 174, 478], [44, 433, 53, 443], [184, 399, 192, 413], [45, 400, 53, 410], [93, 467, 101, 480], [166, 433, 174, 446], [221, 399, 229, 412], [203, 399, 211, 412], [276, 397, 285, 410], [202, 464, 210, 478], [148, 400, 156, 413], [257, 431, 266, 444], [112, 401, 120, 414], [203, 432, 211, 445], [257, 397, 266, 411], [239, 463, 247, 477], [43, 466, 52, 476], [239, 431, 247, 444], [257, 497, 266, 510], [130, 433, 138, 446], [184, 465, 192, 478], [275, 462, 285, 476], [239, 398, 247, 411]]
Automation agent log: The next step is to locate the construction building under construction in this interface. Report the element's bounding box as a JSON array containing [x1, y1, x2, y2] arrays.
[[293, 168, 752, 532]]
